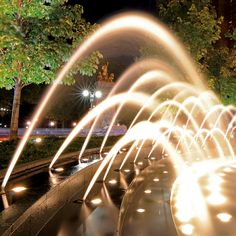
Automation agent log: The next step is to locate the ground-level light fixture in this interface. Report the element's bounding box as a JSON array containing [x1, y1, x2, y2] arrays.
[[91, 198, 102, 205], [153, 178, 160, 182], [55, 167, 64, 172], [136, 208, 145, 213], [180, 224, 194, 235], [217, 212, 232, 222], [12, 186, 27, 193], [108, 179, 117, 185], [144, 189, 152, 194]]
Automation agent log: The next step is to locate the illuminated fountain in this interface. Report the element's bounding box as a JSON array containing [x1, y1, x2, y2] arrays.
[[2, 12, 236, 235]]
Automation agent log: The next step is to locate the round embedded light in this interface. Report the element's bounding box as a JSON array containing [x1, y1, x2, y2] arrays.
[[136, 208, 145, 213], [91, 198, 102, 205], [12, 186, 27, 193]]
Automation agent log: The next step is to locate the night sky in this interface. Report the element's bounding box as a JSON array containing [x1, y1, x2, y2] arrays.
[[74, 0, 156, 23]]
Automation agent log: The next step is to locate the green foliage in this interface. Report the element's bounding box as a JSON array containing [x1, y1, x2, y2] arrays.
[[0, 0, 102, 89], [219, 76, 236, 105], [157, 0, 222, 62], [154, 0, 236, 103], [0, 135, 121, 169]]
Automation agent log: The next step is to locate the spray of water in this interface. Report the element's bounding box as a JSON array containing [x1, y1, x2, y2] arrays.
[[2, 12, 236, 235]]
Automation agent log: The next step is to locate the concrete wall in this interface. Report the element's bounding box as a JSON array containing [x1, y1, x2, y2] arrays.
[[3, 160, 101, 236]]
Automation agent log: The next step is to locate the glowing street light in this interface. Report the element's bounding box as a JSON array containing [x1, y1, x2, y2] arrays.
[[82, 89, 89, 97], [26, 120, 31, 126], [35, 137, 42, 143], [82, 89, 103, 108], [95, 90, 102, 98]]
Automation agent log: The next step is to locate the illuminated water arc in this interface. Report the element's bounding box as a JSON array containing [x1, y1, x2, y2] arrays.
[[96, 13, 205, 88], [1, 80, 60, 190], [109, 58, 179, 97], [148, 98, 213, 156], [181, 91, 220, 130], [183, 94, 213, 129], [228, 126, 236, 138], [161, 90, 203, 122], [101, 183, 116, 207], [84, 121, 187, 200], [199, 105, 234, 131], [175, 131, 203, 160], [3, 12, 205, 190], [99, 70, 174, 153], [148, 100, 201, 136], [191, 128, 228, 160], [81, 59, 177, 157], [161, 96, 206, 153], [132, 122, 186, 163], [147, 127, 201, 161], [119, 140, 140, 171], [80, 59, 177, 159], [103, 121, 188, 181], [83, 132, 137, 200], [211, 105, 236, 131], [128, 82, 198, 136], [128, 83, 191, 131], [49, 93, 149, 169], [201, 128, 235, 159], [162, 95, 216, 155], [103, 122, 160, 181], [225, 115, 236, 137]]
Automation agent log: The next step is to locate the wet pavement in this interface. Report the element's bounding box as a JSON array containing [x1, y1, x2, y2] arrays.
[[37, 148, 178, 236], [0, 153, 101, 234], [118, 159, 177, 236]]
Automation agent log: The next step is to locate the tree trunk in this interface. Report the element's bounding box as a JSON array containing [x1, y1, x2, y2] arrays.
[[9, 80, 22, 140]]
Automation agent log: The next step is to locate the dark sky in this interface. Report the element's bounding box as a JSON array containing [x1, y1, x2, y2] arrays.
[[74, 0, 156, 23]]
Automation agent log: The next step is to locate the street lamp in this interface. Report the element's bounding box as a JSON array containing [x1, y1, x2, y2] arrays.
[[82, 90, 89, 97], [82, 89, 102, 108], [95, 90, 102, 98]]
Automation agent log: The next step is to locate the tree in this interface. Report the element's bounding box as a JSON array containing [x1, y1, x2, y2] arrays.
[[154, 0, 236, 101], [157, 0, 222, 66], [0, 0, 102, 139]]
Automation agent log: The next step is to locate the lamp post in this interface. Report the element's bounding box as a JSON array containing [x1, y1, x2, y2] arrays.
[[82, 89, 102, 109]]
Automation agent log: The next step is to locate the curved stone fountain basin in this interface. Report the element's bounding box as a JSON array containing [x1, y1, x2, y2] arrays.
[[117, 158, 177, 236], [0, 146, 153, 235], [3, 146, 160, 236], [0, 148, 110, 235]]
